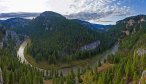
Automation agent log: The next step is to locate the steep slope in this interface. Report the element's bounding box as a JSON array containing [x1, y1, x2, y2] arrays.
[[91, 15, 146, 83], [21, 11, 115, 64], [52, 15, 146, 84], [0, 30, 4, 41], [107, 15, 146, 51], [108, 15, 146, 39], [0, 32, 43, 84], [0, 27, 5, 48]]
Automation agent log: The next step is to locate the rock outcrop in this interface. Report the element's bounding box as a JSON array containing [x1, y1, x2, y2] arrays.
[[127, 19, 135, 27], [0, 38, 4, 48], [80, 41, 100, 51], [0, 68, 3, 84], [136, 48, 146, 56], [122, 30, 130, 36], [3, 30, 22, 46]]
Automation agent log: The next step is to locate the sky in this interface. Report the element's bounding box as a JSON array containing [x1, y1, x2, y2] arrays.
[[0, 0, 146, 24]]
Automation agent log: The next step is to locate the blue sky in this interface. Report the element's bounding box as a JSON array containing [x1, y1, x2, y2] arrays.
[[119, 0, 146, 14], [66, 0, 146, 24], [0, 0, 145, 24]]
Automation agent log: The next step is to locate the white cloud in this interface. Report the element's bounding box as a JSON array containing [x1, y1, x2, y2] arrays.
[[0, 0, 133, 24], [0, 0, 74, 14], [70, 0, 115, 13], [0, 0, 131, 16], [67, 0, 131, 21], [45, 0, 74, 14], [0, 0, 49, 13]]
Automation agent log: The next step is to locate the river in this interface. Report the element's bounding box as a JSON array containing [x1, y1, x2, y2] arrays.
[[17, 39, 119, 75]]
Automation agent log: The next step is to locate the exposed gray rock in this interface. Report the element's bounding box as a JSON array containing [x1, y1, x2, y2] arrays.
[[0, 42, 3, 48], [140, 17, 145, 22], [0, 38, 4, 48], [122, 30, 130, 36], [4, 30, 21, 46], [80, 41, 100, 51], [127, 19, 135, 27], [0, 41, 3, 48], [137, 48, 146, 56], [0, 68, 3, 84]]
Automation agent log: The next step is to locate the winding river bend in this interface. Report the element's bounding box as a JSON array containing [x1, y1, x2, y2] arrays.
[[17, 39, 119, 75]]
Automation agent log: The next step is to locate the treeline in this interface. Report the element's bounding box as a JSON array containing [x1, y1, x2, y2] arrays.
[[26, 28, 115, 64], [51, 41, 146, 84], [0, 39, 43, 84], [0, 53, 43, 84], [18, 11, 116, 64], [108, 15, 146, 39], [51, 22, 146, 84], [0, 31, 4, 41], [27, 35, 115, 64]]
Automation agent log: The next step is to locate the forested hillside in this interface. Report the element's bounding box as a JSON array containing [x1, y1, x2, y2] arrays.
[[0, 31, 43, 84], [0, 49, 43, 84], [50, 15, 146, 84], [108, 15, 146, 39], [0, 31, 3, 41], [18, 11, 115, 64]]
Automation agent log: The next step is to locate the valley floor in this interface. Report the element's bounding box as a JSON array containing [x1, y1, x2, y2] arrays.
[[17, 39, 119, 76]]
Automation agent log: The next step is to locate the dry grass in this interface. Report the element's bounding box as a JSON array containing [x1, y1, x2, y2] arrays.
[[44, 80, 52, 84], [24, 53, 95, 70], [139, 77, 146, 84], [97, 63, 114, 72]]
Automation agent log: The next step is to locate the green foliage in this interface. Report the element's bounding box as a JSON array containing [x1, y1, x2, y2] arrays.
[[52, 15, 146, 84], [0, 39, 43, 84], [0, 31, 4, 41], [20, 11, 115, 64]]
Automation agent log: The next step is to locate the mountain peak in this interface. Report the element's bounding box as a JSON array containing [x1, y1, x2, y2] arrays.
[[39, 11, 65, 18]]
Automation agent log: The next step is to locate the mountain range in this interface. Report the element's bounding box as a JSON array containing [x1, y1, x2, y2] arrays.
[[0, 12, 110, 30], [73, 19, 112, 31], [0, 11, 115, 64], [1, 11, 146, 65], [24, 11, 115, 64], [0, 11, 146, 84], [0, 12, 39, 19]]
